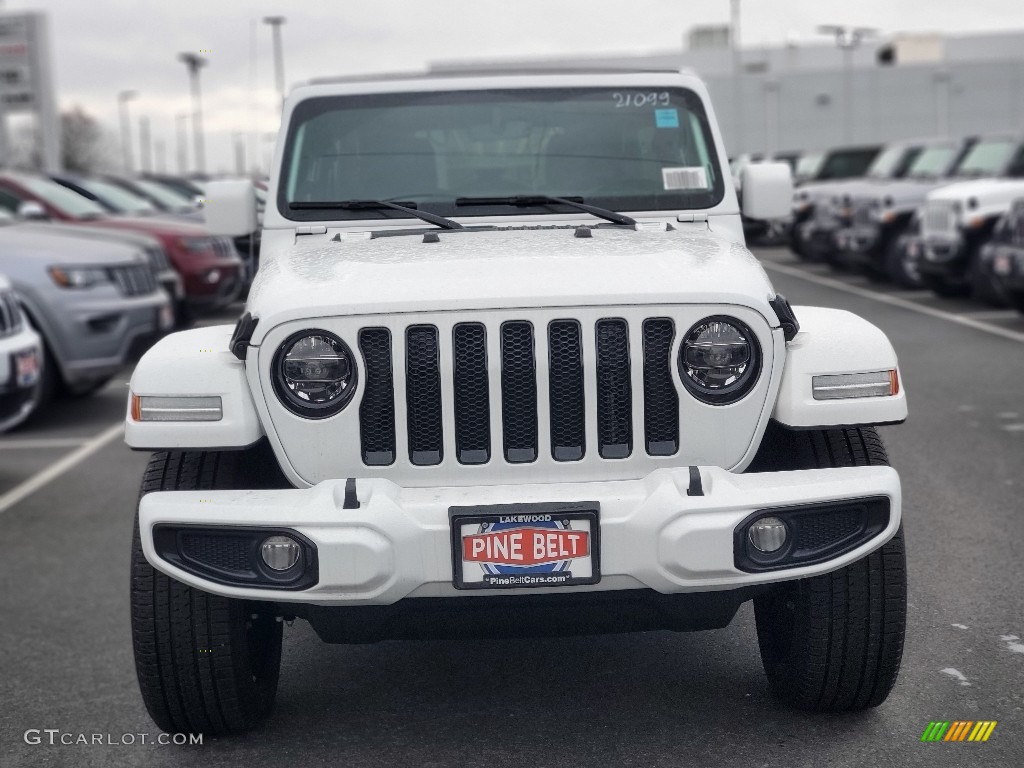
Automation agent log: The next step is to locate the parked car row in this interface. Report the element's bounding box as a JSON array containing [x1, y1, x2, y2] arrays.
[[0, 171, 263, 434], [781, 133, 1024, 313]]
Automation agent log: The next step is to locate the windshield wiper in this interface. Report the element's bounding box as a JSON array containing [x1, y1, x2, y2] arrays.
[[455, 195, 637, 226], [289, 199, 463, 230]]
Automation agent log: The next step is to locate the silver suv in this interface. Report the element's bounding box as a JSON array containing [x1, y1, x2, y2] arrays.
[[0, 216, 172, 398]]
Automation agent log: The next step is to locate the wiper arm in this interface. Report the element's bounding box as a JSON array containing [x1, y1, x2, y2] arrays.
[[455, 195, 637, 226], [288, 199, 463, 230]]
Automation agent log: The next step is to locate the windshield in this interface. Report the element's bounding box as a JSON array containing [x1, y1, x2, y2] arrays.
[[15, 175, 108, 217], [280, 87, 724, 221], [867, 146, 919, 179], [131, 178, 195, 210], [906, 146, 958, 178], [816, 148, 881, 181], [77, 178, 156, 214], [796, 152, 824, 179], [954, 139, 1017, 176]]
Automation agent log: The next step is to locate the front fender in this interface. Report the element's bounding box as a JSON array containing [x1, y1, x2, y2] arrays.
[[125, 326, 264, 450], [772, 307, 907, 429]]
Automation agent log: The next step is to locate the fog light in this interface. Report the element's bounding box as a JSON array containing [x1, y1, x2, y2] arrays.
[[261, 535, 300, 571], [748, 516, 788, 553], [203, 268, 221, 284]]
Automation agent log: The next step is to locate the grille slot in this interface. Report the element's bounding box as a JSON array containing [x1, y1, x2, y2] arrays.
[[0, 291, 21, 338], [358, 328, 396, 466], [642, 318, 678, 456], [548, 320, 585, 461], [595, 319, 632, 459], [452, 323, 491, 464], [500, 321, 538, 463], [405, 325, 443, 465]]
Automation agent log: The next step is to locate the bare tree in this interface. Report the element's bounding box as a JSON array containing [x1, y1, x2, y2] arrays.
[[60, 106, 109, 173]]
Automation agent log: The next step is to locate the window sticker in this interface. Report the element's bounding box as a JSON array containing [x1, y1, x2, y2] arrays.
[[655, 108, 680, 128], [662, 166, 708, 190]]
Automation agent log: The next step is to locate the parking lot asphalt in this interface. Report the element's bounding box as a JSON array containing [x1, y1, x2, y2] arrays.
[[1, 251, 1023, 768]]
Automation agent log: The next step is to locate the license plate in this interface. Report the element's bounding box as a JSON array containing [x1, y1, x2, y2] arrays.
[[993, 253, 1012, 277], [14, 349, 39, 388], [450, 503, 600, 590]]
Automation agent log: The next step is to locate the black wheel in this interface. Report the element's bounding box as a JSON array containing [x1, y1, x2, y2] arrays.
[[968, 254, 1008, 307], [884, 238, 923, 289], [920, 271, 970, 298], [131, 445, 289, 735], [1007, 290, 1024, 314], [749, 426, 907, 712]]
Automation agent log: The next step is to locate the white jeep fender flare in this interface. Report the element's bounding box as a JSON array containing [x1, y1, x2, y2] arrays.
[[125, 326, 263, 450], [772, 306, 907, 429]]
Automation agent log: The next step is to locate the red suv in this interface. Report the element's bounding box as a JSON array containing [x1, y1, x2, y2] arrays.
[[0, 172, 242, 317]]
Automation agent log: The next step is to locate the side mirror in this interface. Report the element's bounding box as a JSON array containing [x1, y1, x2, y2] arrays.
[[203, 180, 257, 236], [17, 200, 49, 221], [741, 163, 794, 220]]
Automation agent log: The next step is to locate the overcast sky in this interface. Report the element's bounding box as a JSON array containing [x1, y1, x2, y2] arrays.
[[6, 0, 1024, 173]]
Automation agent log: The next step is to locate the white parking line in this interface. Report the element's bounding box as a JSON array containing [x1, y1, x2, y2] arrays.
[[0, 423, 123, 515], [0, 437, 87, 450], [761, 261, 1024, 344]]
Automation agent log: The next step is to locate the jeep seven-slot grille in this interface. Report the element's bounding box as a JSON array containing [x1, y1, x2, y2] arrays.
[[642, 319, 679, 456], [548, 320, 585, 461], [596, 319, 632, 459], [500, 321, 539, 463], [358, 328, 396, 466], [405, 326, 444, 465], [452, 323, 490, 464], [359, 317, 681, 467]]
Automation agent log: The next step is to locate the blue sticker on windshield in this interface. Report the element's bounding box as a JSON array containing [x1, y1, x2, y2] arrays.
[[655, 108, 680, 128]]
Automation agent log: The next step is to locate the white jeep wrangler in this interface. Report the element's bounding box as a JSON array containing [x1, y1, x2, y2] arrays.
[[125, 70, 908, 735]]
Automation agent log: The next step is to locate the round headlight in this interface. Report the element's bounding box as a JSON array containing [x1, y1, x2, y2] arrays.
[[273, 330, 358, 418], [678, 317, 761, 404]]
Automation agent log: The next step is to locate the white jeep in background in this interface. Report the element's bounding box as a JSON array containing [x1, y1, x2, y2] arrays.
[[124, 70, 908, 735], [917, 137, 1024, 302]]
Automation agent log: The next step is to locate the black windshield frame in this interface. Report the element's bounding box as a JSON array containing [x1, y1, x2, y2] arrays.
[[278, 87, 726, 223]]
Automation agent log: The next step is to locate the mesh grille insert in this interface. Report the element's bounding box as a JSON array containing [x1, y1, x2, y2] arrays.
[[180, 534, 252, 573], [596, 319, 632, 459], [405, 325, 443, 465], [548, 320, 585, 461], [500, 321, 538, 463], [358, 328, 396, 466], [452, 323, 490, 464], [796, 509, 863, 552], [642, 318, 679, 456]]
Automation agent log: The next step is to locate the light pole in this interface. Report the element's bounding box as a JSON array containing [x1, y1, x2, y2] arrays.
[[139, 115, 151, 173], [263, 16, 287, 110], [763, 79, 780, 154], [730, 0, 743, 153], [117, 90, 138, 173], [178, 53, 208, 174], [175, 113, 188, 174], [817, 25, 877, 144]]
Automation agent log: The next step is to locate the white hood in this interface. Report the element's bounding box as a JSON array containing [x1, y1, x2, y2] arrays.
[[246, 227, 778, 343], [927, 178, 1024, 205]]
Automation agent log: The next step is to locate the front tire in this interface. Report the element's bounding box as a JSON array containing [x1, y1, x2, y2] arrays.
[[750, 427, 907, 712], [130, 447, 287, 735]]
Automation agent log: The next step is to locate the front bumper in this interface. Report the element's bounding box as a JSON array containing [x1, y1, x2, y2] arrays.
[[139, 464, 902, 606], [0, 323, 42, 431], [919, 234, 966, 276]]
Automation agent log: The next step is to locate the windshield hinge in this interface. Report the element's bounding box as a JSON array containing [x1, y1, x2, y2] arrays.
[[676, 213, 709, 224], [296, 225, 328, 236]]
